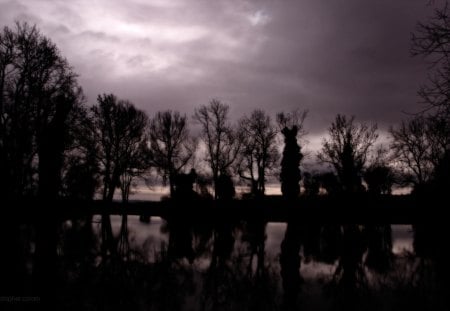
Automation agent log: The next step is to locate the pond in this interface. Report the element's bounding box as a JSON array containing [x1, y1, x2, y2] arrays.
[[56, 217, 448, 310]]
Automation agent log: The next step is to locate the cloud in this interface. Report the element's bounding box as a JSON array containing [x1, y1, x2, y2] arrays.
[[0, 0, 439, 138]]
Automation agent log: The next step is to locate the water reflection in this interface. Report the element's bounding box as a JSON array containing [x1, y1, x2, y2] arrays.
[[54, 219, 448, 310]]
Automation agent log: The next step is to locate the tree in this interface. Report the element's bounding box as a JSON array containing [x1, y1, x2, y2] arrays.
[[148, 110, 195, 197], [390, 116, 433, 187], [316, 172, 341, 195], [318, 114, 378, 193], [237, 109, 278, 196], [61, 106, 99, 200], [0, 22, 85, 200], [276, 110, 308, 138], [0, 22, 86, 299], [411, 2, 450, 115], [425, 114, 450, 166], [279, 126, 302, 199], [91, 94, 149, 203], [302, 172, 320, 196], [409, 2, 450, 195], [277, 110, 307, 200], [193, 99, 241, 199], [91, 94, 149, 258], [390, 115, 450, 188], [363, 146, 395, 195]]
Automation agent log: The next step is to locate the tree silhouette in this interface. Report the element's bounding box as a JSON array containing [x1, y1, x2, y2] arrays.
[[237, 110, 278, 197], [316, 172, 341, 195], [390, 116, 435, 187], [0, 23, 87, 301], [215, 172, 235, 201], [0, 22, 84, 200], [364, 165, 394, 195], [412, 2, 450, 116], [302, 172, 320, 196], [91, 94, 149, 202], [193, 99, 241, 199], [279, 126, 302, 200], [90, 94, 149, 258], [148, 110, 196, 197], [318, 114, 378, 193], [172, 168, 198, 200], [408, 2, 450, 195], [63, 155, 99, 200], [277, 110, 307, 200], [364, 146, 395, 195], [61, 103, 99, 200]]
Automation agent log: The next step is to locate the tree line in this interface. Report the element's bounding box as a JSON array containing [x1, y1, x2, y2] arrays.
[[1, 19, 450, 205]]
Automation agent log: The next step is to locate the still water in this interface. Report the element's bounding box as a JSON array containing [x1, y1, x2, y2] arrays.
[[101, 216, 414, 260], [58, 216, 448, 310]]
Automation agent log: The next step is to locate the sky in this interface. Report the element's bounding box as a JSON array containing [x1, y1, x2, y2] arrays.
[[0, 0, 443, 149]]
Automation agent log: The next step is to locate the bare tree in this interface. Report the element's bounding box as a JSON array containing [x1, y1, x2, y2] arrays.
[[0, 22, 85, 199], [237, 109, 278, 196], [62, 104, 100, 200], [412, 2, 450, 114], [318, 114, 378, 193], [193, 99, 241, 199], [425, 114, 450, 166], [0, 22, 87, 298], [148, 110, 196, 197], [389, 115, 448, 187], [91, 94, 149, 202], [91, 94, 149, 257]]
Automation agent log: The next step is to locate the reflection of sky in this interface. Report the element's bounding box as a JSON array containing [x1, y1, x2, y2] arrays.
[[391, 224, 414, 254], [265, 222, 286, 258], [103, 218, 414, 263]]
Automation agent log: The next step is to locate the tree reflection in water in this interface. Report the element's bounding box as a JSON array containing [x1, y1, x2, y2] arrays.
[[53, 219, 448, 310]]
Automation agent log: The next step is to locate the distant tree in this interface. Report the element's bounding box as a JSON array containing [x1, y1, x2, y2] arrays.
[[193, 99, 241, 199], [237, 110, 278, 196], [0, 22, 85, 199], [148, 110, 196, 197], [91, 94, 149, 202], [277, 110, 307, 200], [316, 172, 341, 195], [364, 166, 394, 195], [390, 114, 450, 188], [216, 173, 235, 201], [63, 158, 98, 200], [318, 115, 378, 193], [303, 172, 320, 196], [363, 146, 395, 195], [390, 116, 434, 187], [172, 169, 198, 200]]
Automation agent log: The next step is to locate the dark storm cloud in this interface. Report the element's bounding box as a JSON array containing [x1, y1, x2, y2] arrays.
[[0, 0, 442, 142]]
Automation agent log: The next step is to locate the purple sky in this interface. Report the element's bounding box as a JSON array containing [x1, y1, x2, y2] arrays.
[[0, 0, 442, 147]]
